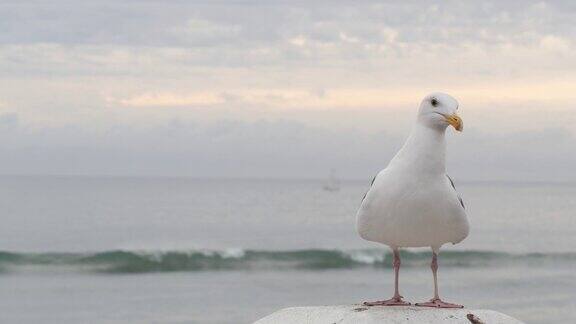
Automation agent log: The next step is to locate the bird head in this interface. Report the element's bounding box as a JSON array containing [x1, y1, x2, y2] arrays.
[[417, 93, 463, 132]]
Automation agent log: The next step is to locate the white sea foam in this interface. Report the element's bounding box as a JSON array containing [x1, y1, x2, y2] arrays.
[[220, 248, 246, 259], [345, 250, 385, 264]]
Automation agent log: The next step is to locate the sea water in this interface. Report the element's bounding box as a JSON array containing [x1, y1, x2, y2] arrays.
[[0, 176, 575, 323]]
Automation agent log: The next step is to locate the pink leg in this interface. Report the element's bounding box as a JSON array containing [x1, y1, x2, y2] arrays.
[[364, 249, 411, 306], [416, 251, 463, 308]]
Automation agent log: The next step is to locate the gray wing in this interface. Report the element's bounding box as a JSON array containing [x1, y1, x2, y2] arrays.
[[361, 175, 377, 202], [446, 174, 465, 209]]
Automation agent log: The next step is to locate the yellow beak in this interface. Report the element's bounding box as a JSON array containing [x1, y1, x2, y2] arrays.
[[444, 113, 463, 132]]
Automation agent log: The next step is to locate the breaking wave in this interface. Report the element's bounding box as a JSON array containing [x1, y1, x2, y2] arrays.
[[0, 249, 573, 274]]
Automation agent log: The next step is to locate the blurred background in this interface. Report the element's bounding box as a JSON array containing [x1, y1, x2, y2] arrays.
[[0, 1, 575, 323]]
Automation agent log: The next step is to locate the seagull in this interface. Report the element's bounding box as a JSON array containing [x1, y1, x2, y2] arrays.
[[356, 93, 469, 308]]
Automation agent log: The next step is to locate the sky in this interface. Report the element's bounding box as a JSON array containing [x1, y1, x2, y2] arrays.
[[0, 0, 575, 180]]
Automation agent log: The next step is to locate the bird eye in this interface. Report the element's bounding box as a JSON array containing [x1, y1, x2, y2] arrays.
[[431, 98, 438, 107]]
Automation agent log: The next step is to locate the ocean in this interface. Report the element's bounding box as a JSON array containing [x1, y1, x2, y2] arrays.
[[0, 176, 575, 323]]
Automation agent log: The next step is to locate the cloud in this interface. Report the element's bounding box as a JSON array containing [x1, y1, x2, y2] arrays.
[[111, 77, 576, 110], [0, 1, 575, 179], [0, 113, 574, 181], [117, 92, 226, 107], [168, 18, 242, 42]]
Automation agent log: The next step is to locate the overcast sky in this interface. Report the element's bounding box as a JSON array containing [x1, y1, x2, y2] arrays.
[[0, 0, 575, 180]]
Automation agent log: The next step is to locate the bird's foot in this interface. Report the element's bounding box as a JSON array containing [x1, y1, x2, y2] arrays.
[[415, 298, 463, 308], [363, 296, 411, 306]]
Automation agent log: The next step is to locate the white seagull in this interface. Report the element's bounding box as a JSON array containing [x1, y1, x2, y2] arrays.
[[356, 93, 469, 308]]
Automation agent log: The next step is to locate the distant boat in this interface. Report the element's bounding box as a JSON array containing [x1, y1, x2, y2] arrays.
[[323, 169, 340, 192]]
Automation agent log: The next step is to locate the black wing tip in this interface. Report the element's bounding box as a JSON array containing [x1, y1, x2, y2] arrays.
[[458, 197, 465, 209], [447, 174, 465, 209], [446, 174, 456, 190], [361, 175, 377, 203]]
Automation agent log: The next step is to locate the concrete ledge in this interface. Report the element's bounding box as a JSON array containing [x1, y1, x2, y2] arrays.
[[254, 305, 525, 324]]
